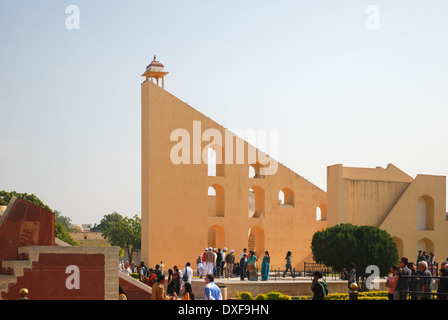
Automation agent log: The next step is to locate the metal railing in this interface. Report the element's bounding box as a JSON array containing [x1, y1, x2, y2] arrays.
[[303, 262, 341, 280], [216, 263, 338, 281], [393, 274, 448, 300]]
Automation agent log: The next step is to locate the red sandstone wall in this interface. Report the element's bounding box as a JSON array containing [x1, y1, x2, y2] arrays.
[[2, 253, 105, 300], [0, 198, 54, 268]]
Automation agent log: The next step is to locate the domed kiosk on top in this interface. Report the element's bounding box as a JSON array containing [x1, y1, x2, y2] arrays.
[[142, 55, 169, 88]]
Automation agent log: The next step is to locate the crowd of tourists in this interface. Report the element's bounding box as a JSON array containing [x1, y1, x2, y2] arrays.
[[118, 247, 295, 300], [119, 259, 221, 300], [119, 249, 448, 300], [385, 252, 448, 300], [196, 247, 295, 282]]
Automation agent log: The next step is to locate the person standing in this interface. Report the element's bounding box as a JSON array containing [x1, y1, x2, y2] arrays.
[[342, 263, 357, 290], [159, 261, 164, 274], [408, 262, 418, 300], [154, 264, 162, 277], [203, 275, 222, 300], [416, 261, 432, 300], [196, 254, 204, 278], [166, 269, 175, 296], [202, 248, 208, 276], [437, 268, 448, 300], [261, 251, 271, 281], [221, 248, 227, 277], [216, 249, 223, 278], [240, 253, 247, 281], [395, 257, 412, 300], [139, 261, 148, 282], [173, 266, 181, 296], [386, 265, 398, 300], [151, 275, 173, 300], [180, 262, 193, 291], [311, 271, 329, 300], [225, 249, 235, 279], [417, 250, 424, 264], [240, 248, 247, 261], [247, 251, 258, 281], [428, 252, 436, 276], [206, 247, 215, 276]]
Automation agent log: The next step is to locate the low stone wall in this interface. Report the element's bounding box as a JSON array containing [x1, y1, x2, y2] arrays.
[[1, 246, 118, 300], [191, 278, 386, 299]]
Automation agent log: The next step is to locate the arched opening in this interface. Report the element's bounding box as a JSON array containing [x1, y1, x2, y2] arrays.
[[248, 226, 265, 256], [208, 184, 225, 217], [208, 225, 225, 249], [207, 146, 225, 177], [249, 165, 256, 178], [417, 195, 434, 230], [248, 162, 266, 179], [417, 238, 434, 254], [249, 186, 265, 218], [392, 236, 404, 258], [278, 190, 284, 204], [278, 187, 294, 207], [316, 204, 327, 221]]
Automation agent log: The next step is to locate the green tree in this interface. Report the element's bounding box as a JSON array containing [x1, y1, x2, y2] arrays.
[[311, 223, 399, 290], [54, 210, 73, 231], [99, 213, 141, 263], [91, 212, 123, 232], [0, 190, 51, 211]]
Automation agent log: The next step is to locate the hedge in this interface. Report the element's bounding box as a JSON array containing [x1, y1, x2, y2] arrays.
[[236, 291, 292, 300], [237, 290, 389, 300]]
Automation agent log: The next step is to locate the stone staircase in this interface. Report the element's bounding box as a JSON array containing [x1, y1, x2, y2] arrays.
[[0, 248, 36, 298]]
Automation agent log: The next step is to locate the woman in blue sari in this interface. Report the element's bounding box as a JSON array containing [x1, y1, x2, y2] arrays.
[[261, 251, 270, 281], [247, 251, 258, 281]]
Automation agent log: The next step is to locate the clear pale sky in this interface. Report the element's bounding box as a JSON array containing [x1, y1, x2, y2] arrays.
[[1, 1, 447, 225]]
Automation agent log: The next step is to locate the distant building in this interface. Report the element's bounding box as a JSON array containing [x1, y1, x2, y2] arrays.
[[70, 224, 108, 247]]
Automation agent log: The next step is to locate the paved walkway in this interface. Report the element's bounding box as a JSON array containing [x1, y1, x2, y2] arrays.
[[191, 274, 348, 284]]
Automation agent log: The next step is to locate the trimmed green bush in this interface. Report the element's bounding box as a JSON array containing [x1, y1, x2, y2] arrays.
[[236, 290, 292, 300]]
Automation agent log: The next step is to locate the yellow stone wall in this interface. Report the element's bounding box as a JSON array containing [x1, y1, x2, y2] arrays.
[[141, 80, 327, 270], [327, 163, 447, 261]]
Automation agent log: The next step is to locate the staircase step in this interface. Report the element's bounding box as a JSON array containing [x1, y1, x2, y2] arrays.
[[2, 260, 32, 277], [0, 274, 16, 291]]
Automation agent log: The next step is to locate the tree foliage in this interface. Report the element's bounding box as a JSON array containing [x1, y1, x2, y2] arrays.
[[98, 212, 141, 263], [0, 190, 51, 211], [311, 223, 399, 289], [90, 211, 123, 232]]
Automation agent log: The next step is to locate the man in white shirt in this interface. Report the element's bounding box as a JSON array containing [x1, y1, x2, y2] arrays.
[[180, 262, 193, 290], [206, 247, 215, 276]]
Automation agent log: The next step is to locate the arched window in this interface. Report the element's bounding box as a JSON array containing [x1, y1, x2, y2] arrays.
[[417, 196, 434, 230], [278, 190, 285, 205], [249, 186, 265, 218], [248, 162, 265, 179], [207, 148, 216, 177], [208, 225, 225, 249], [316, 204, 327, 221], [208, 184, 225, 217], [417, 238, 434, 254], [207, 146, 225, 177], [278, 187, 294, 207], [248, 226, 265, 255], [392, 237, 404, 258]]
